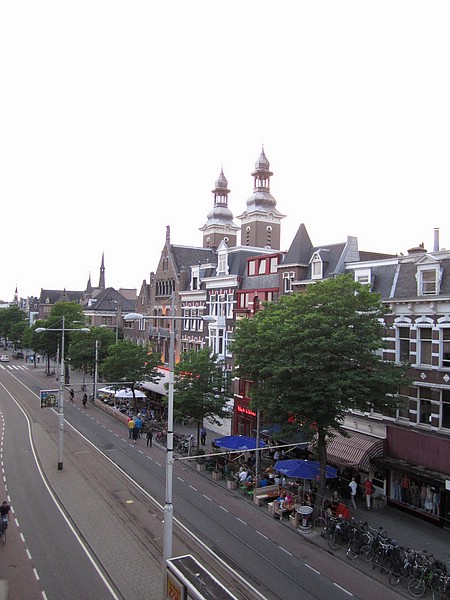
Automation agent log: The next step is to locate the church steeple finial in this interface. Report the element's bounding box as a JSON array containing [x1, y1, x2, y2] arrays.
[[200, 167, 239, 249], [237, 147, 285, 250], [98, 252, 105, 290]]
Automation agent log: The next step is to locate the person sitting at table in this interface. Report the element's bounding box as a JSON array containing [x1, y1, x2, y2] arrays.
[[238, 468, 249, 484]]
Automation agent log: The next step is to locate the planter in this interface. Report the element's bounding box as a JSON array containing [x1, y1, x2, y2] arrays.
[[226, 479, 237, 490], [212, 470, 223, 481], [196, 462, 207, 472]]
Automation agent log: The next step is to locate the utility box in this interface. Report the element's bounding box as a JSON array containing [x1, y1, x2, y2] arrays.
[[166, 554, 239, 600]]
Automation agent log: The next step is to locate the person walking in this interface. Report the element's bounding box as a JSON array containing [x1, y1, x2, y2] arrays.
[[132, 424, 139, 444], [200, 426, 206, 446], [135, 416, 142, 438], [348, 477, 358, 509], [128, 417, 135, 439], [364, 478, 374, 510], [146, 429, 153, 447], [69, 388, 75, 403], [82, 393, 87, 407]]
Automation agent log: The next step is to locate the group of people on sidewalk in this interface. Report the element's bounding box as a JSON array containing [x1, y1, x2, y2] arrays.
[[348, 476, 375, 510], [126, 415, 154, 446]]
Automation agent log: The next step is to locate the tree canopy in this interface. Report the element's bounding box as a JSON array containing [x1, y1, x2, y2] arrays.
[[232, 275, 408, 505], [0, 306, 28, 348], [173, 348, 230, 447], [100, 340, 160, 408]]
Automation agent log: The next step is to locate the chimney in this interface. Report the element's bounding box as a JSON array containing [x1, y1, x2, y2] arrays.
[[433, 228, 440, 252]]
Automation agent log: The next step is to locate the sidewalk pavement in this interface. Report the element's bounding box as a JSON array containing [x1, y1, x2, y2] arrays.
[[54, 368, 450, 578], [172, 421, 450, 571]]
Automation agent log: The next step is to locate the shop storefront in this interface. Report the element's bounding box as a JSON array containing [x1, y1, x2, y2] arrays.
[[378, 425, 450, 527], [374, 457, 449, 526]]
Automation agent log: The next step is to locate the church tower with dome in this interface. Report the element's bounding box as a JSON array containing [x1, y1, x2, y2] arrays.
[[237, 147, 285, 250], [199, 167, 239, 249]]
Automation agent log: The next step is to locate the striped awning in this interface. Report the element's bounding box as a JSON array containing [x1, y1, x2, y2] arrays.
[[324, 432, 384, 473]]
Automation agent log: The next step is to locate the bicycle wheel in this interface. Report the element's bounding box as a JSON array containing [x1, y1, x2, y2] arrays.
[[328, 531, 344, 551], [313, 516, 326, 532], [359, 545, 374, 562], [389, 571, 402, 587], [2, 525, 6, 544], [346, 540, 361, 560], [408, 578, 426, 598]]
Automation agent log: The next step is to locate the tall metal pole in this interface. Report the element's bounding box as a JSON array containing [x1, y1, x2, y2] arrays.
[[58, 316, 65, 470], [93, 339, 99, 402], [163, 294, 175, 566]]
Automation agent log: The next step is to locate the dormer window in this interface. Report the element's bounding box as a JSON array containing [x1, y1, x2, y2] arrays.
[[191, 266, 200, 291], [310, 253, 323, 280], [216, 240, 229, 276], [217, 254, 227, 275], [354, 268, 372, 285], [417, 264, 440, 296]]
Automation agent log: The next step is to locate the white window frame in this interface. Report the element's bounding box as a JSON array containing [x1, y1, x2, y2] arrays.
[[283, 271, 294, 293], [417, 326, 433, 366], [226, 293, 234, 318], [417, 266, 439, 296], [310, 253, 323, 280], [440, 327, 450, 369]]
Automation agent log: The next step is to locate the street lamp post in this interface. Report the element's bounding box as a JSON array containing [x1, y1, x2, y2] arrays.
[[125, 297, 210, 566], [36, 317, 90, 470]]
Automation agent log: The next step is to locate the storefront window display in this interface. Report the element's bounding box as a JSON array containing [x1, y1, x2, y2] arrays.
[[390, 472, 441, 518]]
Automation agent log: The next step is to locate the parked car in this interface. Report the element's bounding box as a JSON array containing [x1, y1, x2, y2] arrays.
[[0, 355, 9, 362], [13, 351, 24, 359]]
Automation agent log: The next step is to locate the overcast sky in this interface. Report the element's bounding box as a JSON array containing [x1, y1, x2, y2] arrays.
[[1, 1, 449, 302]]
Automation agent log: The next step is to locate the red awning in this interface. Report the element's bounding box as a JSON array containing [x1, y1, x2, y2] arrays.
[[320, 432, 384, 472]]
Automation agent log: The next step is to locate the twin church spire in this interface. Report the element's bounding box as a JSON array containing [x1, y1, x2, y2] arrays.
[[200, 147, 285, 250]]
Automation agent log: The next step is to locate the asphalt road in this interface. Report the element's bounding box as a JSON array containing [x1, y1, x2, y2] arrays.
[[0, 360, 407, 600]]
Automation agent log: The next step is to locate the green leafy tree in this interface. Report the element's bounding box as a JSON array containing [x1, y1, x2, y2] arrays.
[[173, 348, 230, 448], [28, 302, 87, 377], [100, 340, 160, 410], [0, 306, 28, 348], [232, 274, 408, 509], [68, 327, 116, 382]]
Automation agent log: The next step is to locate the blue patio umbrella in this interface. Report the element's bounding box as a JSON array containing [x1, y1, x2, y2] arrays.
[[214, 435, 266, 451], [274, 459, 337, 480]]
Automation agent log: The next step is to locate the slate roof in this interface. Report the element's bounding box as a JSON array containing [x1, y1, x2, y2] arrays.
[[39, 289, 85, 304], [171, 245, 216, 274], [282, 223, 313, 265], [240, 272, 279, 290], [85, 287, 136, 312]]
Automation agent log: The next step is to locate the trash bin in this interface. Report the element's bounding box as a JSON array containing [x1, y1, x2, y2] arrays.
[[297, 505, 313, 528]]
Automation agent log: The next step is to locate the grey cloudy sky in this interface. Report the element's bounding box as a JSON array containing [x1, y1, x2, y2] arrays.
[[1, 1, 449, 302]]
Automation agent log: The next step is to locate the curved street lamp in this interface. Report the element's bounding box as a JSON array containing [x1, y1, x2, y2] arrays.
[[36, 316, 90, 470]]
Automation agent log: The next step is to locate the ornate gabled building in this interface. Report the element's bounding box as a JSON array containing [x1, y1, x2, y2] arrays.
[[344, 229, 450, 526], [130, 226, 216, 363]]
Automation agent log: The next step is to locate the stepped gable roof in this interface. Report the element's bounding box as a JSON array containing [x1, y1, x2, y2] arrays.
[[171, 245, 216, 274], [87, 287, 136, 312], [283, 223, 313, 265], [39, 289, 84, 304]]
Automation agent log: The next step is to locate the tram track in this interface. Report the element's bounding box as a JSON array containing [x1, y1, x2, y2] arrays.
[[0, 367, 386, 600]]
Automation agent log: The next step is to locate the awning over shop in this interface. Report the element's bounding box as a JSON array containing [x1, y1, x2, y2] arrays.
[[372, 457, 448, 486], [140, 368, 168, 397], [322, 432, 384, 472]]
